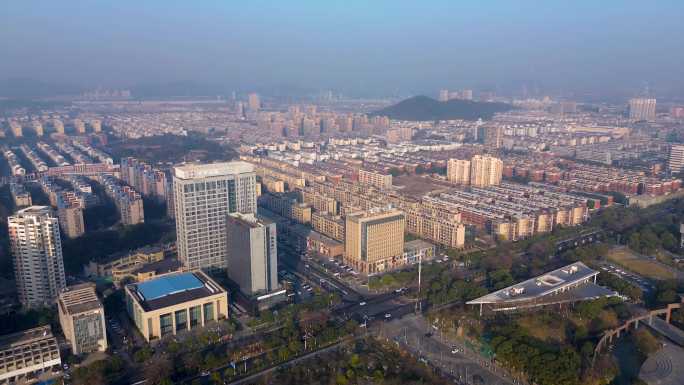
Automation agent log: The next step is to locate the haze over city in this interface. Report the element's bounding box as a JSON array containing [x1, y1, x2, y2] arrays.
[[2, 2, 684, 385], [2, 0, 684, 99]]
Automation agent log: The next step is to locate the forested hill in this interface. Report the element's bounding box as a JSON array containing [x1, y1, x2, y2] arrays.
[[371, 95, 513, 121]]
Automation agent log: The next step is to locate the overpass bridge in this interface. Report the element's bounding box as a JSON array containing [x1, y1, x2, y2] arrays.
[[593, 299, 684, 367]]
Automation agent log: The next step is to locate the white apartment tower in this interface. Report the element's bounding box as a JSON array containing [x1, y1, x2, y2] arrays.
[[669, 144, 684, 174], [447, 159, 471, 185], [173, 162, 257, 270], [470, 155, 503, 188], [225, 213, 279, 295], [8, 206, 66, 309], [629, 98, 656, 121]]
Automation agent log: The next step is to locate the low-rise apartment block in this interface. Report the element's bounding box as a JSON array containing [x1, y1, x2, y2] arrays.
[[258, 193, 311, 224], [0, 326, 61, 384], [311, 211, 345, 241], [358, 169, 393, 190], [9, 183, 31, 208], [98, 175, 145, 225]]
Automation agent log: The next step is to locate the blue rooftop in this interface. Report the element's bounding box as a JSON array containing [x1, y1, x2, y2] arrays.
[[136, 272, 204, 301]]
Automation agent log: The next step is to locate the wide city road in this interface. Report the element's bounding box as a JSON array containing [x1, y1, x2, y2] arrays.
[[382, 314, 526, 385]]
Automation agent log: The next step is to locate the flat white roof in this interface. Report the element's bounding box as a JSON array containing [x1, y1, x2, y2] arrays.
[[467, 262, 599, 305], [174, 161, 254, 179]]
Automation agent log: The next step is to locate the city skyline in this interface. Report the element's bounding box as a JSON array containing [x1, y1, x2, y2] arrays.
[[2, 2, 684, 385]]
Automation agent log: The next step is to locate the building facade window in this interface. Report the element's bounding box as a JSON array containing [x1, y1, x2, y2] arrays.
[[203, 302, 214, 323], [175, 310, 187, 332], [189, 305, 201, 328], [160, 313, 173, 336]]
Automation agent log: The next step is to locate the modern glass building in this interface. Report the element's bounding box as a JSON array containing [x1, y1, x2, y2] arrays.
[[173, 162, 257, 270]]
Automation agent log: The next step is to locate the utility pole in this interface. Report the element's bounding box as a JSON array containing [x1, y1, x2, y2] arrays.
[[415, 253, 423, 313], [418, 253, 422, 293]]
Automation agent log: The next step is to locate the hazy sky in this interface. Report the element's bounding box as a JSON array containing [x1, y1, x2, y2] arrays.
[[2, 0, 683, 97]]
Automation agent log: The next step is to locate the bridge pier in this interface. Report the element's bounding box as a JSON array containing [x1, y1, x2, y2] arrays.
[[666, 306, 672, 324]]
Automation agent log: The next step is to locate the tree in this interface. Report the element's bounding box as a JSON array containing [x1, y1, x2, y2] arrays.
[[633, 329, 660, 355], [133, 346, 153, 363], [143, 355, 173, 385], [628, 233, 641, 252], [660, 231, 678, 251], [488, 269, 514, 290]]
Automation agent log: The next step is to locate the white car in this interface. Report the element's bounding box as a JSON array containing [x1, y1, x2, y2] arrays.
[[359, 302, 367, 306], [451, 347, 460, 354], [384, 313, 392, 319]]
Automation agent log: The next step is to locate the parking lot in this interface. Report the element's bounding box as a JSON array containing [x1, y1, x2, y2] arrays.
[[599, 262, 656, 292]]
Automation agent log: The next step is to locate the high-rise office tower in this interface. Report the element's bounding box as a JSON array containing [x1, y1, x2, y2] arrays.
[[344, 208, 405, 275], [447, 159, 471, 185], [484, 126, 503, 148], [248, 93, 261, 111], [470, 155, 503, 188], [8, 206, 66, 309], [629, 98, 656, 121], [173, 162, 257, 270], [669, 144, 684, 174], [225, 213, 278, 295]]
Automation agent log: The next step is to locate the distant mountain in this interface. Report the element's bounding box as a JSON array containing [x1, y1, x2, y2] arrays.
[[371, 95, 513, 121]]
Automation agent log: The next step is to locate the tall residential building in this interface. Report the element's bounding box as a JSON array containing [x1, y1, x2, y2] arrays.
[[73, 118, 86, 134], [669, 144, 684, 174], [9, 121, 22, 137], [225, 213, 279, 296], [629, 98, 656, 121], [31, 121, 44, 136], [344, 209, 405, 275], [470, 155, 503, 188], [120, 157, 169, 202], [8, 206, 66, 308], [90, 119, 102, 133], [57, 283, 107, 355], [173, 162, 257, 270], [52, 119, 65, 134], [447, 159, 471, 185], [484, 126, 503, 148], [438, 89, 449, 102], [248, 93, 261, 111], [672, 106, 684, 119]]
